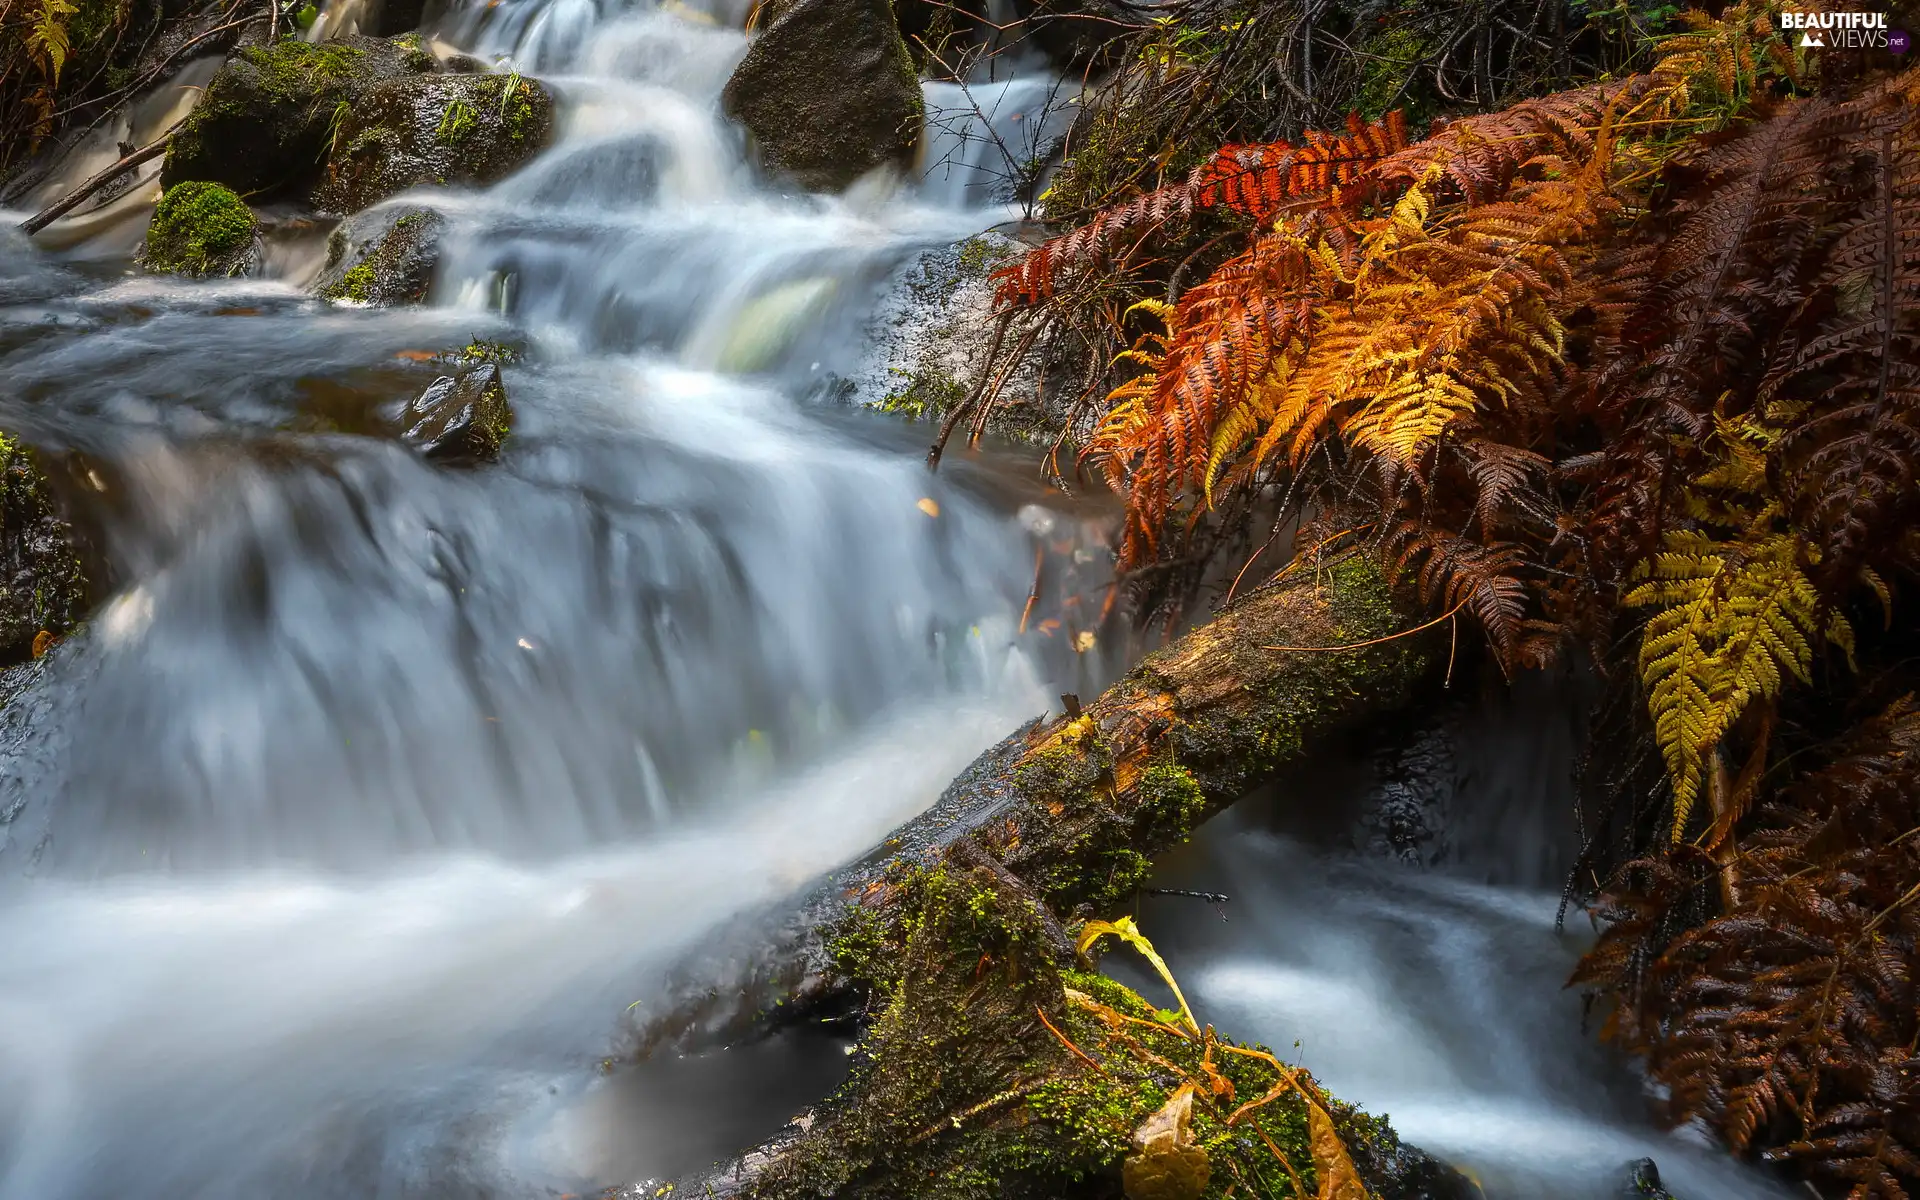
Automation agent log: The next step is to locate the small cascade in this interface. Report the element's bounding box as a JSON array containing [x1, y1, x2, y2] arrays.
[[0, 3, 1098, 1196]]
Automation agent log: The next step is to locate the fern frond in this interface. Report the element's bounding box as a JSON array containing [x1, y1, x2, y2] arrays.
[[1625, 530, 1845, 839]]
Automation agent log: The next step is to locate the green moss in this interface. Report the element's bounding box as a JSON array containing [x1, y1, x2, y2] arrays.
[[877, 367, 966, 422], [1136, 759, 1206, 831], [391, 32, 436, 71], [494, 75, 541, 144], [435, 97, 477, 145], [335, 262, 376, 302], [143, 182, 257, 277], [0, 437, 89, 662], [237, 39, 366, 100], [955, 236, 1008, 278]]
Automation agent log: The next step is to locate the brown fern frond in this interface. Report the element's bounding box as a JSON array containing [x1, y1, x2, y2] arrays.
[[990, 112, 1416, 309], [1580, 699, 1920, 1196]]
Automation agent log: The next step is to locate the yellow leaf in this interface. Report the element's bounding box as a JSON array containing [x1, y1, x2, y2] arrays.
[[916, 498, 940, 518], [1310, 1102, 1367, 1200], [1076, 916, 1199, 1036]]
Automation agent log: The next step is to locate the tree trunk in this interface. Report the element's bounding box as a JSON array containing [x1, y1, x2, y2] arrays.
[[633, 556, 1460, 1200]]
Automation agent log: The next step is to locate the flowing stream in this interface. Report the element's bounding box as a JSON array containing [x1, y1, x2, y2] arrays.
[[0, 3, 1803, 1198]]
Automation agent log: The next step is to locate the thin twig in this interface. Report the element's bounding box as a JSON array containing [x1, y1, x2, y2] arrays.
[[1263, 597, 1469, 654]]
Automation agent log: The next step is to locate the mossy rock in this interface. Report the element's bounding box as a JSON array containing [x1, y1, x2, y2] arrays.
[[313, 203, 444, 305], [140, 181, 258, 277], [312, 71, 556, 214], [0, 436, 90, 665], [722, 0, 923, 192], [161, 36, 437, 202], [401, 361, 513, 464], [723, 863, 1471, 1200]]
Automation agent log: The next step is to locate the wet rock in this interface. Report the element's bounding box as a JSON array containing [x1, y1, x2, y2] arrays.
[[858, 234, 1096, 444], [313, 203, 444, 305], [721, 0, 922, 192], [0, 437, 89, 664], [160, 36, 436, 202], [139, 181, 259, 277], [312, 71, 556, 213], [402, 362, 513, 464], [1622, 1157, 1678, 1199]]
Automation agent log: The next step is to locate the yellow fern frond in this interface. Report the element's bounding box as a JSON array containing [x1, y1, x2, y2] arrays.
[[1626, 530, 1848, 839]]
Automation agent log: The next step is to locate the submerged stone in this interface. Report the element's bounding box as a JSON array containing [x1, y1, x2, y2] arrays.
[[160, 36, 436, 202], [313, 71, 556, 213], [402, 362, 513, 464], [313, 204, 444, 305], [140, 181, 259, 277], [721, 0, 922, 192], [0, 437, 89, 665]]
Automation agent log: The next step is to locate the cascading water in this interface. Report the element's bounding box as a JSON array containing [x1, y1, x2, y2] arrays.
[[0, 3, 1094, 1195], [1136, 683, 1801, 1200], [0, 4, 1815, 1198]]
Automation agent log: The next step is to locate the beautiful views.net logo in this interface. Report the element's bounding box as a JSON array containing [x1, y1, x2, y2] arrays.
[[1778, 9, 1906, 51]]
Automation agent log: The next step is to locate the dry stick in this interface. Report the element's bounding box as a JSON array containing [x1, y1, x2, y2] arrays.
[[21, 117, 184, 234], [928, 310, 1013, 470], [967, 324, 1040, 447], [1018, 544, 1045, 635], [1036, 1006, 1106, 1072]]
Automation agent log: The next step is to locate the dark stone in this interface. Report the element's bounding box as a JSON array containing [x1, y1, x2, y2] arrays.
[[370, 0, 427, 36], [161, 36, 437, 202], [313, 204, 444, 305], [0, 438, 89, 665], [721, 0, 923, 192], [402, 363, 513, 464], [1622, 1158, 1678, 1199], [312, 71, 556, 214]]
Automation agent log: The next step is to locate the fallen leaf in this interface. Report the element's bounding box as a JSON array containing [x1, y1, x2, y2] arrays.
[[395, 349, 440, 361], [1075, 630, 1097, 653], [917, 498, 940, 518], [1310, 1102, 1368, 1200], [1123, 1085, 1209, 1200]]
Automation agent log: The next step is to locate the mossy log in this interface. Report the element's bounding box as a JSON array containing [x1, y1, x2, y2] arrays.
[[649, 559, 1464, 1200]]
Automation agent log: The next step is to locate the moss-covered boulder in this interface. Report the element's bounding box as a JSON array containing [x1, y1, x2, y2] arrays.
[[139, 181, 259, 277], [0, 437, 89, 665], [692, 862, 1471, 1200], [160, 36, 436, 202], [313, 204, 443, 305], [312, 71, 555, 214], [401, 361, 513, 464], [721, 0, 922, 192]]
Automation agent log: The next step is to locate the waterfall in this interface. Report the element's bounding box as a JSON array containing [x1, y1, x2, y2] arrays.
[[0, 3, 1085, 1195]]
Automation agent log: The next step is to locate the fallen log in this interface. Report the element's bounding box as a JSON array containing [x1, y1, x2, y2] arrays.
[[630, 556, 1464, 1200]]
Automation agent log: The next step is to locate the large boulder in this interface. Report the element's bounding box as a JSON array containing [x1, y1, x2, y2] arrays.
[[313, 203, 444, 304], [312, 71, 555, 213], [160, 36, 437, 202], [0, 437, 89, 664], [139, 181, 259, 277], [721, 0, 922, 192]]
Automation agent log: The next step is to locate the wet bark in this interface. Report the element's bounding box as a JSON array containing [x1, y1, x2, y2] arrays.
[[622, 557, 1457, 1200]]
